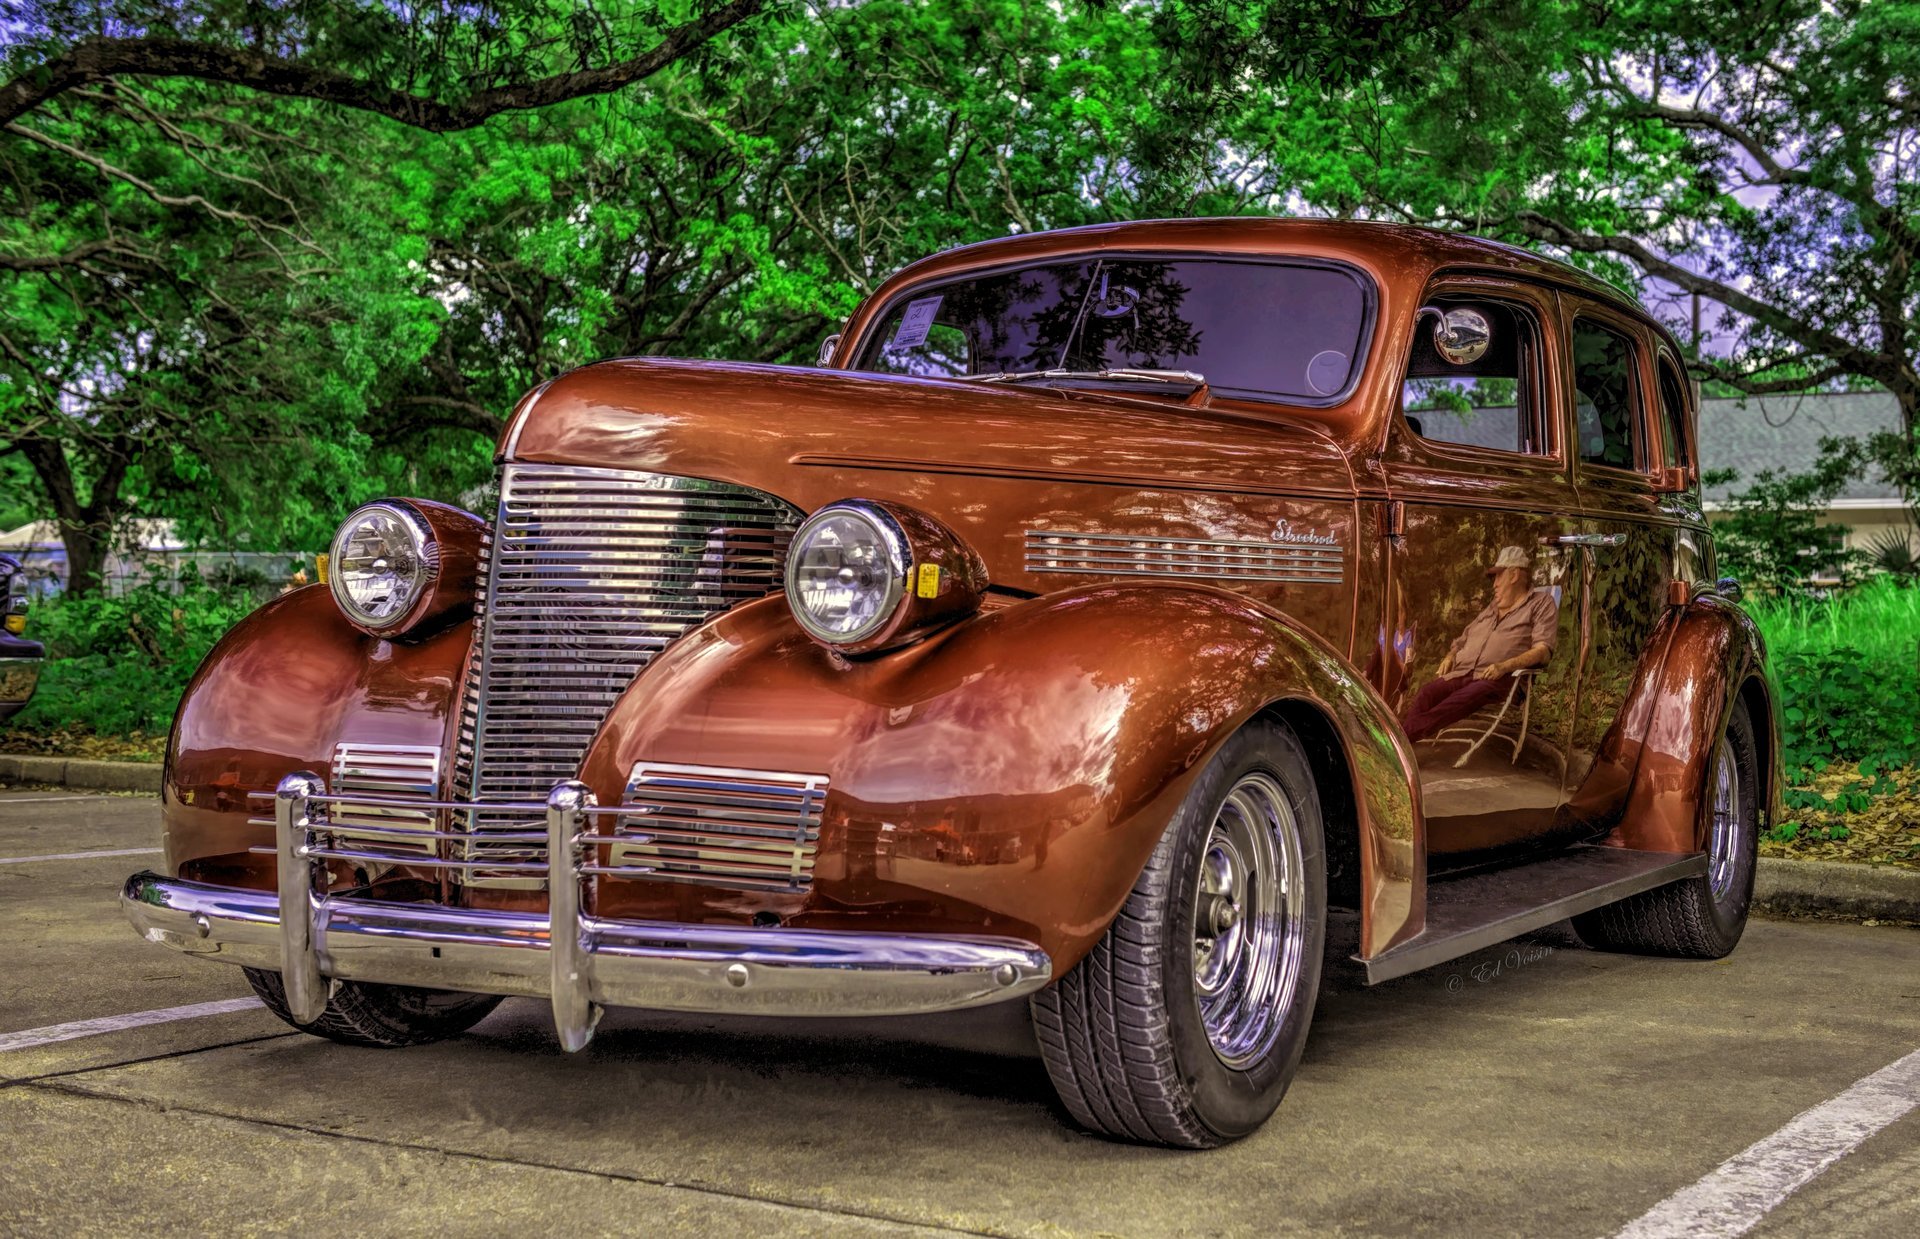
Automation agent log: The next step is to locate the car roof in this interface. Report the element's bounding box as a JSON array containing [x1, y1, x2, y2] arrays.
[[874, 217, 1657, 332]]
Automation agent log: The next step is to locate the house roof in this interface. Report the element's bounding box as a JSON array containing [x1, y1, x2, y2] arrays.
[[1698, 391, 1903, 504]]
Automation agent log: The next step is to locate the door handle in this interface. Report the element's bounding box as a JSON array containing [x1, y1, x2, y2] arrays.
[[1552, 533, 1626, 547]]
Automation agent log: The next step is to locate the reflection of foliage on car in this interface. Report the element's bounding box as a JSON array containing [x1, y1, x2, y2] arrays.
[[1571, 322, 1637, 469], [1049, 260, 1204, 371]]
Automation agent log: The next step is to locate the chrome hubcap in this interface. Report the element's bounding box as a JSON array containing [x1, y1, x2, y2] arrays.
[[1707, 738, 1742, 901], [1191, 771, 1307, 1069]]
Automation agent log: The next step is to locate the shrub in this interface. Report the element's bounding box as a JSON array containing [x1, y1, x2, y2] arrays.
[[9, 572, 263, 738], [1747, 576, 1920, 823], [1706, 436, 1864, 592]]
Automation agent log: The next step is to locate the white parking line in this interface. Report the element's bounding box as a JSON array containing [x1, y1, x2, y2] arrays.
[[1615, 1045, 1920, 1238], [0, 847, 161, 865], [0, 795, 131, 804], [0, 998, 264, 1054]]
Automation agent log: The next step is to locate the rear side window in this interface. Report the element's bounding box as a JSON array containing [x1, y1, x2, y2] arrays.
[[1571, 319, 1641, 470], [1656, 358, 1691, 471]]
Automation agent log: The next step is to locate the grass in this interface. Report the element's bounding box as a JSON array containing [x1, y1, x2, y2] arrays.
[[1746, 575, 1920, 670], [1747, 576, 1920, 869]]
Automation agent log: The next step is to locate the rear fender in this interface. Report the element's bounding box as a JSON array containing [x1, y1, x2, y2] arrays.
[[1578, 596, 1780, 852], [579, 581, 1424, 969]]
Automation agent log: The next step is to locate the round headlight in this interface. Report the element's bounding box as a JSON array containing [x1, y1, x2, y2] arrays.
[[329, 502, 436, 631], [785, 503, 908, 645]]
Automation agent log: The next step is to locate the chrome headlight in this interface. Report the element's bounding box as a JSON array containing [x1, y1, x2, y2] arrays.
[[328, 502, 436, 632], [786, 502, 908, 646]]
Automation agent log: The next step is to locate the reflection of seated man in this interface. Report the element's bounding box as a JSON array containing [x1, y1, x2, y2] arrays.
[[1403, 545, 1557, 743]]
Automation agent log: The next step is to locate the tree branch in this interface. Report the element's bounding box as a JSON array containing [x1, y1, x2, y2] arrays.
[[1512, 211, 1887, 378], [0, 236, 148, 272], [1687, 356, 1849, 394], [6, 121, 320, 264], [0, 2, 767, 130]]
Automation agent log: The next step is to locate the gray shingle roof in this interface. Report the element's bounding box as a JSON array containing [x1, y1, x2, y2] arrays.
[[1697, 392, 1902, 503]]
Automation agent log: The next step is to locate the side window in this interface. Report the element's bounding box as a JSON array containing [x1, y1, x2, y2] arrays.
[[1400, 299, 1543, 455], [1570, 319, 1641, 470], [1656, 358, 1691, 471]]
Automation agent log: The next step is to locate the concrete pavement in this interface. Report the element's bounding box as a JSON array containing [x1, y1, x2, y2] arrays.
[[2, 790, 1917, 1237]]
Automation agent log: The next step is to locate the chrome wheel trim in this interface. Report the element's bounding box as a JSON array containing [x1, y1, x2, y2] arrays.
[[1706, 737, 1742, 901], [1190, 771, 1307, 1070]]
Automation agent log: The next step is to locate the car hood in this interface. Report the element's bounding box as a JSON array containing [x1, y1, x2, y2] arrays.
[[504, 358, 1355, 503]]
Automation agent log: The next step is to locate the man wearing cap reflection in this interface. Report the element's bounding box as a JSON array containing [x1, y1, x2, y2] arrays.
[[1402, 545, 1557, 743]]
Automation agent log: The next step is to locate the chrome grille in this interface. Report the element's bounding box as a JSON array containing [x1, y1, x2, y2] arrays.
[[328, 744, 442, 858], [608, 763, 827, 891], [460, 464, 801, 876], [1024, 529, 1344, 585]]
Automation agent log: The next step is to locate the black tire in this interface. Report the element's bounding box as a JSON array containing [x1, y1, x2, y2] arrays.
[[1031, 718, 1327, 1148], [244, 968, 503, 1048], [1573, 701, 1761, 958]]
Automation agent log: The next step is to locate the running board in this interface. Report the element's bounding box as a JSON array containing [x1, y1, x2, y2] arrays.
[[1358, 846, 1707, 984]]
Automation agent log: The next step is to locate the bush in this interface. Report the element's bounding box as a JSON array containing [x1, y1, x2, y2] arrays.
[[1706, 437, 1864, 592], [1748, 577, 1920, 825], [9, 573, 262, 738]]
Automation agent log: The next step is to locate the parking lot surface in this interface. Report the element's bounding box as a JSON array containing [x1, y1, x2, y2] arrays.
[[3, 789, 1917, 1237]]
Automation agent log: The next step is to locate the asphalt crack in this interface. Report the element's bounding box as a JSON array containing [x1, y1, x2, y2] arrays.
[[23, 1075, 1013, 1238], [0, 1031, 301, 1089]]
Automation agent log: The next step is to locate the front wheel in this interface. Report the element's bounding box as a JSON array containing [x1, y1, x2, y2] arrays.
[[244, 968, 503, 1048], [1032, 718, 1327, 1148], [1573, 700, 1761, 958]]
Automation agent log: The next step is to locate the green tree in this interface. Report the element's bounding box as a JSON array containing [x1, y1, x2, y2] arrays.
[[356, 0, 1175, 491], [1185, 1, 1920, 505], [0, 0, 772, 591]]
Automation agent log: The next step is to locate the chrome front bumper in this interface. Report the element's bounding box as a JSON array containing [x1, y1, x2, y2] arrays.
[[121, 774, 1051, 1050]]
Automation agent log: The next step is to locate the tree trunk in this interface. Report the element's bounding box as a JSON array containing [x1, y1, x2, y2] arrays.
[[58, 519, 107, 597], [1897, 384, 1920, 536], [17, 436, 129, 598]]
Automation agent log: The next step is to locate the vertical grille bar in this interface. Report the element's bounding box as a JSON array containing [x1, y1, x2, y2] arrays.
[[459, 464, 801, 879]]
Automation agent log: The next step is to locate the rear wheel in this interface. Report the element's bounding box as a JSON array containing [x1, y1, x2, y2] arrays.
[[1031, 718, 1327, 1148], [1573, 701, 1761, 958], [244, 968, 503, 1048]]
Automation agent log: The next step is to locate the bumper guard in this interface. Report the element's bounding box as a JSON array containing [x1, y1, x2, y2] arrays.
[[121, 773, 1051, 1050]]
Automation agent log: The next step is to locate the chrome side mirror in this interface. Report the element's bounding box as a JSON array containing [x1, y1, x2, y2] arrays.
[[816, 332, 842, 368], [1415, 305, 1492, 366]]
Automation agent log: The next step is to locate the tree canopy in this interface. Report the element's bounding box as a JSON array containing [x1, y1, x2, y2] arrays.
[[2, 0, 1914, 591]]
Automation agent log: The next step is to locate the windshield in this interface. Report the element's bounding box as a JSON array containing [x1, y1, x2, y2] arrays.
[[853, 256, 1373, 402]]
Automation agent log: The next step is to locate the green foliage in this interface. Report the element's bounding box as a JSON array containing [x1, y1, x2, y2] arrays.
[[1863, 528, 1920, 583], [1707, 438, 1865, 592], [9, 573, 261, 737], [1749, 577, 1920, 826]]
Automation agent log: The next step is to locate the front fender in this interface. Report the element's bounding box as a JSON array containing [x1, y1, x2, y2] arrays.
[[162, 585, 471, 883], [580, 582, 1423, 969], [1574, 595, 1779, 853]]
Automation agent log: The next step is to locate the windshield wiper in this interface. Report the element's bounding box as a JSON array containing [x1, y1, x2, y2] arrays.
[[960, 367, 1208, 396]]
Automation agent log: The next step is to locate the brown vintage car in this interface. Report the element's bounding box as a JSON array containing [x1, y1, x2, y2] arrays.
[[123, 219, 1776, 1148]]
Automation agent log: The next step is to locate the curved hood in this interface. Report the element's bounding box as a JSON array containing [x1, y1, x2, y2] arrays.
[[506, 357, 1354, 501]]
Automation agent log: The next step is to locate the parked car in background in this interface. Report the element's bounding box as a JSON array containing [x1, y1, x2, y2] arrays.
[[123, 219, 1775, 1147], [0, 552, 41, 722]]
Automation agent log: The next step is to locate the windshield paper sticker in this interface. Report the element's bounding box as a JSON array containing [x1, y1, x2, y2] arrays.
[[889, 295, 943, 350]]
